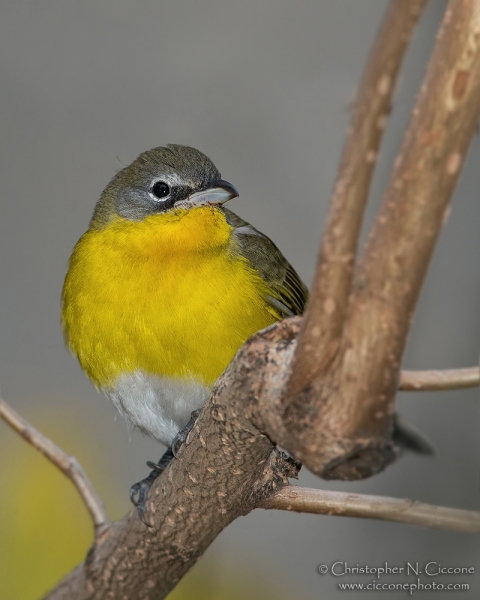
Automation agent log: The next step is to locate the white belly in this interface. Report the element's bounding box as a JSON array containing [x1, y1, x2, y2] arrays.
[[103, 371, 210, 446]]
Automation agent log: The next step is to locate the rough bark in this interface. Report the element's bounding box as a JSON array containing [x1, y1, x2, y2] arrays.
[[42, 1, 480, 598], [282, 0, 480, 480], [44, 320, 301, 600], [289, 0, 429, 395]]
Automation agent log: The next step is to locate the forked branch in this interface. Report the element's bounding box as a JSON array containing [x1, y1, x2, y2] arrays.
[[5, 323, 476, 600], [6, 2, 478, 599], [2, 364, 475, 543], [338, 0, 480, 442], [281, 0, 480, 480], [288, 0, 429, 396]]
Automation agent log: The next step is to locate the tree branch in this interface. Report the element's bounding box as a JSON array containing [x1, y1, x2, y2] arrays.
[[0, 397, 110, 535], [337, 0, 480, 443], [18, 3, 479, 598], [288, 0, 428, 396], [281, 0, 480, 480], [400, 367, 480, 390], [43, 321, 300, 600], [261, 486, 480, 533], [38, 320, 480, 598]]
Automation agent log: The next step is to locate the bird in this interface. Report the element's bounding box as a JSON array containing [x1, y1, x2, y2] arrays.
[[61, 144, 308, 521], [62, 144, 432, 523]]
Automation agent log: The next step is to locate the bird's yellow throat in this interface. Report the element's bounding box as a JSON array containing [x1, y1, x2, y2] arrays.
[[62, 206, 280, 389]]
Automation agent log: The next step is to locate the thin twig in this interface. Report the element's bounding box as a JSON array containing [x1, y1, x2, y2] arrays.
[[288, 0, 429, 396], [260, 486, 480, 534], [0, 397, 110, 534], [400, 367, 480, 391]]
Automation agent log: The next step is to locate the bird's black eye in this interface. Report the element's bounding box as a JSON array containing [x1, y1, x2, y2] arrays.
[[151, 181, 170, 200]]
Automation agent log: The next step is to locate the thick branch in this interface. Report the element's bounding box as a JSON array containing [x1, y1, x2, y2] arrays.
[[44, 321, 299, 600], [282, 0, 480, 480], [400, 367, 480, 390], [288, 0, 428, 396], [261, 486, 480, 533], [44, 321, 480, 598], [338, 0, 480, 438], [24, 3, 480, 597], [0, 397, 109, 534]]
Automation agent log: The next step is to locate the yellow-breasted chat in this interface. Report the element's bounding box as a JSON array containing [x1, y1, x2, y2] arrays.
[[61, 144, 308, 520], [62, 144, 431, 522]]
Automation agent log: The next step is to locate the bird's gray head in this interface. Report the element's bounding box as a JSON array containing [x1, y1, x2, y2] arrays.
[[91, 144, 238, 228]]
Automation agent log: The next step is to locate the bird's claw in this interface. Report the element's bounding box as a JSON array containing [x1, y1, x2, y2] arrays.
[[146, 460, 165, 471], [130, 473, 158, 527], [129, 409, 200, 526], [130, 446, 176, 526], [171, 409, 201, 457], [130, 482, 142, 506]]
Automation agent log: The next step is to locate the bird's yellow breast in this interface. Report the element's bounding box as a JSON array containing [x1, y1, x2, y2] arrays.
[[62, 207, 279, 388]]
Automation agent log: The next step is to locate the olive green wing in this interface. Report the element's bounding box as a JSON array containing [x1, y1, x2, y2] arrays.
[[223, 208, 309, 318]]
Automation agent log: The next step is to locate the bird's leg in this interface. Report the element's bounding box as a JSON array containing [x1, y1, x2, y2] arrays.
[[129, 409, 201, 526], [130, 446, 174, 526], [171, 408, 201, 457]]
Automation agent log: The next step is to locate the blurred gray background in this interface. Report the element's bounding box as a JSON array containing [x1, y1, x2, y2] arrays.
[[1, 1, 479, 598]]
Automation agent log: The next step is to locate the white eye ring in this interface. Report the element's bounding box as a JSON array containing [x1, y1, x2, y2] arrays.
[[149, 180, 171, 202]]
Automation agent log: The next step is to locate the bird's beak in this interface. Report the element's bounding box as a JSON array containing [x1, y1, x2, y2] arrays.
[[175, 179, 239, 208]]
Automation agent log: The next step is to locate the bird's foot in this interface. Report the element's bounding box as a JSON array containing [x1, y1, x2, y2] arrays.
[[171, 409, 201, 457], [130, 410, 202, 526], [130, 446, 175, 526]]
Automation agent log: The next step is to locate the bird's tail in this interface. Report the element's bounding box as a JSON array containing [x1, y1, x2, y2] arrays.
[[393, 414, 435, 455]]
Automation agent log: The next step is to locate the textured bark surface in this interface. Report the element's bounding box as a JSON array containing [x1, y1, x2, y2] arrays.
[[289, 0, 429, 395], [45, 320, 301, 600], [282, 0, 480, 480], [42, 1, 480, 598]]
